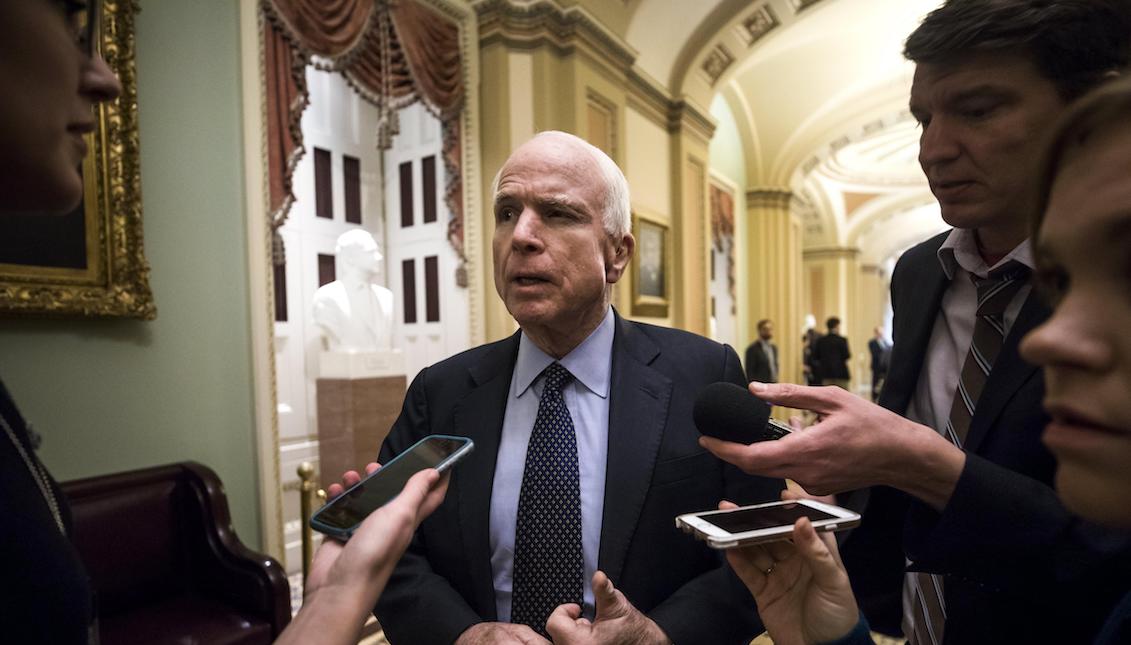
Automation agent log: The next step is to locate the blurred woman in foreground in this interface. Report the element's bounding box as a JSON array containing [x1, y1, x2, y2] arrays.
[[0, 3, 445, 643], [721, 77, 1131, 645]]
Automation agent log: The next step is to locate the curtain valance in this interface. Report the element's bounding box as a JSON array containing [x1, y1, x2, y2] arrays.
[[263, 0, 466, 271]]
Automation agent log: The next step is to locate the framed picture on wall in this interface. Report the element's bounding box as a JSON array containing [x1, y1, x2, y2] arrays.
[[0, 0, 154, 319], [631, 211, 670, 318]]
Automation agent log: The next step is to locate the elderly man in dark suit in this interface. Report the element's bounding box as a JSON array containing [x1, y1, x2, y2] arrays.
[[374, 131, 779, 645], [700, 2, 1131, 644]]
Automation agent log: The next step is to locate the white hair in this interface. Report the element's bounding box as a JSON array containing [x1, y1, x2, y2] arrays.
[[491, 131, 631, 239]]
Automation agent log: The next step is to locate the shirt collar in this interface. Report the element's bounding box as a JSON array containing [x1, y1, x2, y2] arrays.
[[512, 308, 615, 400], [936, 228, 1035, 280]]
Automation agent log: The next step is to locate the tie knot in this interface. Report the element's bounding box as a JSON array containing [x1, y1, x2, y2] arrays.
[[971, 261, 1030, 317], [541, 362, 573, 396]]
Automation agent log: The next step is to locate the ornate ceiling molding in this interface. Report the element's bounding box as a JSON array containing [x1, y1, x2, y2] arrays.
[[475, 0, 637, 71], [738, 4, 779, 46], [476, 0, 715, 139], [625, 67, 716, 141], [802, 246, 861, 261], [790, 0, 828, 14], [746, 188, 793, 211], [700, 44, 734, 86]]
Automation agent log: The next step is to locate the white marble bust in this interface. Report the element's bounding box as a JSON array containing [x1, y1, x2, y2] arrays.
[[312, 230, 394, 352]]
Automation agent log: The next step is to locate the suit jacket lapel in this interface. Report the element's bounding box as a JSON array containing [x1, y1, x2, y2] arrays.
[[963, 292, 1050, 452], [598, 313, 673, 584], [880, 240, 949, 415], [453, 333, 520, 618]]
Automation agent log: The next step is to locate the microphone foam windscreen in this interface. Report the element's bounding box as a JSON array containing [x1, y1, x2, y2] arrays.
[[692, 382, 773, 444]]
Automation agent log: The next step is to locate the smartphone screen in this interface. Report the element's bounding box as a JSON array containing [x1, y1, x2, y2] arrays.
[[314, 436, 467, 531], [701, 502, 837, 533]]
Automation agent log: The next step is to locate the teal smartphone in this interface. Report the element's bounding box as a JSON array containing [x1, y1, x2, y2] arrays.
[[310, 434, 473, 540]]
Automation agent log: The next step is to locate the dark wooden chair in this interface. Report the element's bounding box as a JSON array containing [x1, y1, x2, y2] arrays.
[[62, 461, 291, 645]]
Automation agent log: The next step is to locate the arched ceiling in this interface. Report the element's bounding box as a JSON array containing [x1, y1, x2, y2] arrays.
[[624, 0, 949, 267]]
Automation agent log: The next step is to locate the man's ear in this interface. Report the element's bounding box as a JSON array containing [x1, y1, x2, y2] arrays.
[[605, 233, 635, 284]]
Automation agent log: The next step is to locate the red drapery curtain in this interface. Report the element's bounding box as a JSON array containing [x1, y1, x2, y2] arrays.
[[262, 0, 465, 271]]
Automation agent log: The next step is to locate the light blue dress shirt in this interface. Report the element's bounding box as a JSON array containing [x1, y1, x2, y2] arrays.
[[489, 308, 614, 622]]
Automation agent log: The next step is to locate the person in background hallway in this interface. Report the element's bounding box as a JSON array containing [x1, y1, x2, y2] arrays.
[[701, 1, 1131, 643], [0, 3, 447, 643], [719, 72, 1131, 645], [745, 319, 779, 385], [813, 317, 850, 389], [374, 131, 780, 645], [867, 327, 890, 401], [802, 325, 822, 386]]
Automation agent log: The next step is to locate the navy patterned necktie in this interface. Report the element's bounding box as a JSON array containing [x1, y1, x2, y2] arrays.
[[511, 362, 583, 635], [907, 260, 1030, 645]]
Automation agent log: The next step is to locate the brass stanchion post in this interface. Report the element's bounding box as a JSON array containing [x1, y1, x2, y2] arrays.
[[297, 462, 317, 585]]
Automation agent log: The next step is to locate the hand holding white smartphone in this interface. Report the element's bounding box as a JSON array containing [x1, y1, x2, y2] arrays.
[[676, 499, 860, 549]]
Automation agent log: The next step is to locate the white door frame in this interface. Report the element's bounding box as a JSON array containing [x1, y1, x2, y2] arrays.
[[238, 0, 482, 560]]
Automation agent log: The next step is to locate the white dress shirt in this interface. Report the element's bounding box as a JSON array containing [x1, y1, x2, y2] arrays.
[[489, 308, 614, 622], [901, 229, 1034, 637], [905, 228, 1035, 434]]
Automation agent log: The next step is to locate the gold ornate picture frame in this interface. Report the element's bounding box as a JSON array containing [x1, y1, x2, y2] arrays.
[[0, 0, 154, 319], [631, 210, 670, 318]]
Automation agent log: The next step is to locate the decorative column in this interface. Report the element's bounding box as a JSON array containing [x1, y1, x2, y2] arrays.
[[669, 103, 715, 335], [744, 189, 803, 391], [853, 262, 887, 394], [802, 246, 863, 392]]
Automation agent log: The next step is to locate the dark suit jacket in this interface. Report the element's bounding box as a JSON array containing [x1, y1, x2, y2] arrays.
[[867, 338, 888, 375], [841, 231, 1131, 644], [1097, 591, 1131, 645], [744, 340, 777, 383], [814, 333, 850, 380], [374, 311, 781, 644]]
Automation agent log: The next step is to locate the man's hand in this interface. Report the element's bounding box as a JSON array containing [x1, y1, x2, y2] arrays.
[[721, 501, 860, 645], [455, 622, 550, 644], [699, 381, 966, 510], [545, 571, 671, 645]]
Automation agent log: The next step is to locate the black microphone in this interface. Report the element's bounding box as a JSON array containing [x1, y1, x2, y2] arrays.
[[693, 382, 790, 444]]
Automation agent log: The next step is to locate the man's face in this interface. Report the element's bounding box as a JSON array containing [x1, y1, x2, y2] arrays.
[[910, 52, 1067, 242], [1020, 122, 1131, 529], [492, 135, 632, 339], [759, 322, 773, 341]]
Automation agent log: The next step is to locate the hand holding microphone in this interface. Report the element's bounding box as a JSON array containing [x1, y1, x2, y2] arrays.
[[693, 382, 792, 444]]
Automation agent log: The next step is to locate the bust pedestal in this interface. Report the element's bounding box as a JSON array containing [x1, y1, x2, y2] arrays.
[[316, 350, 406, 491]]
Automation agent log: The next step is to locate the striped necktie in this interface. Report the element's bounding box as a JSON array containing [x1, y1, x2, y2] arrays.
[[906, 261, 1030, 645], [511, 362, 583, 635]]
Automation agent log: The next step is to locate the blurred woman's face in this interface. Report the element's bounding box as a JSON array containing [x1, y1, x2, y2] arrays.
[[0, 1, 121, 214], [1020, 121, 1131, 529]]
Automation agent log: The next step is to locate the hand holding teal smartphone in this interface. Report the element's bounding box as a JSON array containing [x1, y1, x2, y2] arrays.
[[310, 434, 474, 540]]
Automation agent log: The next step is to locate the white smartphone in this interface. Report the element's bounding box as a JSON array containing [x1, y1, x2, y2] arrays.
[[675, 499, 860, 549]]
